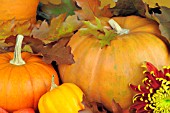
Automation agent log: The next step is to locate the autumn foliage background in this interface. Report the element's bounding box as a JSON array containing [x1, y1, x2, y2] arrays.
[[0, 0, 170, 113]]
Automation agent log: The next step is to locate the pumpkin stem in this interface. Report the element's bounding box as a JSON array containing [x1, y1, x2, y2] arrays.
[[50, 75, 58, 91], [108, 19, 129, 35], [10, 34, 26, 65]]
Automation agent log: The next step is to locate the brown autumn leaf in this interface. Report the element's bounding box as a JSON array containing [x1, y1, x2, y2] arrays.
[[30, 20, 50, 40], [31, 14, 82, 42], [40, 0, 61, 5], [79, 96, 107, 113], [112, 99, 123, 113], [110, 0, 146, 16], [112, 99, 135, 113], [0, 40, 14, 53], [5, 36, 74, 65], [75, 0, 112, 20], [40, 37, 74, 64], [5, 35, 45, 53], [153, 6, 170, 41]]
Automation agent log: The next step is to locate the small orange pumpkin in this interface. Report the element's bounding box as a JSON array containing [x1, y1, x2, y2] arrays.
[[0, 0, 39, 23], [58, 16, 170, 111], [0, 35, 59, 112], [38, 75, 84, 113]]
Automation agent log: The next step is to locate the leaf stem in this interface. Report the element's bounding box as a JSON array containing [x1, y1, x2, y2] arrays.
[[10, 35, 26, 65], [108, 19, 129, 35], [50, 75, 58, 91]]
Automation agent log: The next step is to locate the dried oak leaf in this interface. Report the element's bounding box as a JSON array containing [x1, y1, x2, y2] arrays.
[[112, 99, 123, 113], [5, 35, 45, 53], [31, 14, 82, 42], [40, 0, 61, 5], [75, 0, 112, 20], [31, 20, 50, 40], [142, 0, 170, 8], [112, 99, 135, 113], [79, 96, 107, 113], [0, 40, 14, 53], [0, 20, 33, 39], [40, 37, 74, 64], [110, 0, 146, 16], [5, 36, 74, 65], [153, 7, 170, 41]]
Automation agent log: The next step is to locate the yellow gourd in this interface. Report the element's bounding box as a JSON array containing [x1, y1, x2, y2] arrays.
[[38, 75, 84, 113]]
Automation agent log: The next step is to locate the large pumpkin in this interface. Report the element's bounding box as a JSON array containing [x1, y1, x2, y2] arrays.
[[0, 35, 59, 112], [0, 0, 39, 23], [58, 16, 170, 111]]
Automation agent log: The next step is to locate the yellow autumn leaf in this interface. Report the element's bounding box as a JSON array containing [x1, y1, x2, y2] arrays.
[[0, 20, 33, 39], [100, 0, 116, 8], [143, 0, 170, 7], [22, 45, 33, 53]]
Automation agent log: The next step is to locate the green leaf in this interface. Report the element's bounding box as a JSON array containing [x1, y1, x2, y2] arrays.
[[98, 29, 117, 48], [56, 15, 83, 38], [41, 0, 78, 18], [79, 17, 117, 48], [79, 17, 103, 37]]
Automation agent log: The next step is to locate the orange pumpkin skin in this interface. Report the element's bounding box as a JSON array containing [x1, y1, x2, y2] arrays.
[[0, 0, 39, 23], [0, 52, 59, 112], [58, 16, 170, 111]]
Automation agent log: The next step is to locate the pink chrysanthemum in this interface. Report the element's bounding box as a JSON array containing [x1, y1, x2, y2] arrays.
[[129, 62, 170, 113]]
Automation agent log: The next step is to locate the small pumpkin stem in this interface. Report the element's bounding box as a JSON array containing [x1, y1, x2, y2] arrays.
[[10, 35, 26, 65], [108, 19, 129, 35], [50, 75, 58, 91]]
